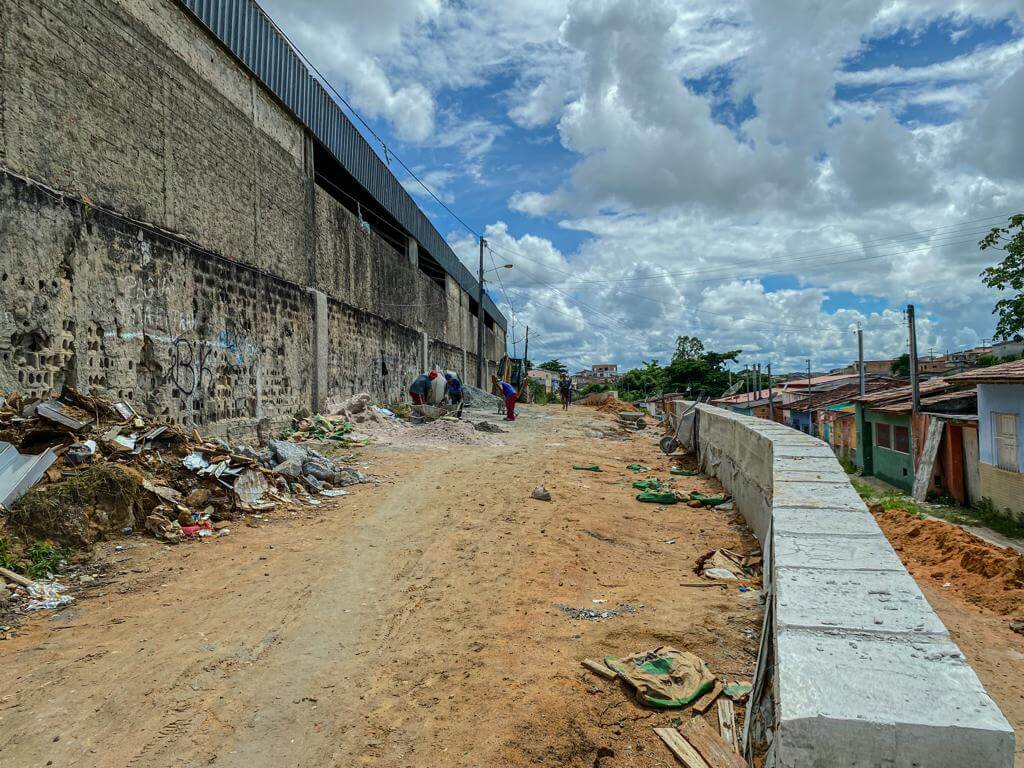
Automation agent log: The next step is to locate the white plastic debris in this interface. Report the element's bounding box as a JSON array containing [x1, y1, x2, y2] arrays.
[[703, 567, 739, 580], [182, 452, 210, 471], [24, 580, 74, 612]]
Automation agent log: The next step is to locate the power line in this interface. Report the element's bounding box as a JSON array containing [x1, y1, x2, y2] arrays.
[[259, 5, 481, 239]]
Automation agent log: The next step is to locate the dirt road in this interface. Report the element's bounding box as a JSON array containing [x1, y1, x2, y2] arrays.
[[0, 405, 761, 767]]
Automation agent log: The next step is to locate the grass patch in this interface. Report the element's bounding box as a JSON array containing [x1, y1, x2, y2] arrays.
[[0, 537, 69, 580], [851, 476, 1024, 540]]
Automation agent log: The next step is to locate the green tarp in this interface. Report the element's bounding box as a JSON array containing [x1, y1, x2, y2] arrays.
[[572, 465, 602, 472], [632, 479, 664, 491]]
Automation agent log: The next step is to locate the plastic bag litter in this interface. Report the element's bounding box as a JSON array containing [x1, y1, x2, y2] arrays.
[[24, 580, 74, 612], [703, 567, 739, 580]]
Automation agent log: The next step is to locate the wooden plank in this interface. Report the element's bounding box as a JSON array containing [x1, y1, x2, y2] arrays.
[[581, 658, 617, 680], [654, 727, 711, 768], [680, 717, 746, 768], [717, 698, 739, 754], [912, 418, 944, 501], [691, 680, 723, 713], [0, 565, 32, 588]]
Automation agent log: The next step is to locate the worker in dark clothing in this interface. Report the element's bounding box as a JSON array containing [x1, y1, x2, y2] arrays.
[[408, 373, 431, 405], [445, 372, 464, 416], [559, 374, 573, 410]]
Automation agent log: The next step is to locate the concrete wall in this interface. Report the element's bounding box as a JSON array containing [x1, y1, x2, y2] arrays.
[[0, 0, 505, 426], [672, 401, 1013, 768]]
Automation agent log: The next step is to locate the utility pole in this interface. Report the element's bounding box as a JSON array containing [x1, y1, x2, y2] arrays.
[[806, 359, 813, 435], [857, 327, 866, 397], [755, 364, 761, 398], [523, 325, 529, 373], [908, 304, 921, 412], [767, 362, 775, 421], [476, 237, 486, 388]]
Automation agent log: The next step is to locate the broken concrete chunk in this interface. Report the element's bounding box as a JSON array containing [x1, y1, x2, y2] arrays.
[[531, 485, 552, 501], [270, 440, 308, 465]]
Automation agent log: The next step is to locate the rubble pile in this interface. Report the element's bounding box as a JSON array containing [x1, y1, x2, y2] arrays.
[[461, 384, 502, 409], [0, 387, 371, 558]]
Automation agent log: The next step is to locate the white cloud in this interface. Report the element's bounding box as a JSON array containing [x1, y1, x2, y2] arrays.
[[261, 0, 1024, 372]]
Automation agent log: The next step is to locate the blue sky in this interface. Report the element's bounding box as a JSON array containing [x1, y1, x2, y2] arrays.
[[262, 0, 1024, 373]]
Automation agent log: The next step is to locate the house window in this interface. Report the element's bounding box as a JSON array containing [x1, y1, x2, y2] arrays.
[[993, 413, 1018, 472], [892, 425, 910, 454], [876, 423, 892, 449]]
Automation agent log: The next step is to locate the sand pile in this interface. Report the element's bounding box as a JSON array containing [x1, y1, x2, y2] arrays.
[[872, 506, 1024, 616], [351, 417, 500, 447], [598, 398, 640, 414]]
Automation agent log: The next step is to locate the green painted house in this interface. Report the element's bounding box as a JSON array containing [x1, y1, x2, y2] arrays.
[[856, 406, 914, 492]]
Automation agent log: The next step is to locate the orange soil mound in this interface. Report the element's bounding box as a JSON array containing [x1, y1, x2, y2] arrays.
[[597, 398, 640, 414], [872, 505, 1024, 617]]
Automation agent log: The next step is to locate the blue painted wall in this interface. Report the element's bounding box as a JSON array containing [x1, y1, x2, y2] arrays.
[[978, 383, 1024, 470]]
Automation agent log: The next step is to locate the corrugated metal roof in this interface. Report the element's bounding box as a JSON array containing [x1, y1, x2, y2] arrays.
[[177, 0, 506, 332], [0, 442, 58, 509], [948, 359, 1024, 384]]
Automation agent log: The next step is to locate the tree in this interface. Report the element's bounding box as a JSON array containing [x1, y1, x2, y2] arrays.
[[663, 336, 740, 396], [538, 359, 568, 375], [891, 353, 910, 377], [673, 335, 705, 361], [618, 360, 665, 400], [980, 214, 1024, 341]]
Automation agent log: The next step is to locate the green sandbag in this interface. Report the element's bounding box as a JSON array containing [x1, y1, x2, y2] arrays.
[[633, 479, 663, 491], [573, 465, 602, 472], [670, 468, 698, 476], [626, 463, 650, 472], [689, 491, 727, 507], [604, 647, 716, 709], [637, 491, 678, 504]]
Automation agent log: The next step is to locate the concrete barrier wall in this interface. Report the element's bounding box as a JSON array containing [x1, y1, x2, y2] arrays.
[[672, 401, 1013, 767]]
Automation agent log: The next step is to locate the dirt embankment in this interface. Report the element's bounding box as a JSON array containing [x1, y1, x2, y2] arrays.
[[872, 506, 1024, 617]]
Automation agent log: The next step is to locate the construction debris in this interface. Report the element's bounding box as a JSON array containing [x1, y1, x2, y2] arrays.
[[557, 603, 638, 621], [698, 549, 762, 581], [0, 386, 373, 558], [531, 485, 552, 501]]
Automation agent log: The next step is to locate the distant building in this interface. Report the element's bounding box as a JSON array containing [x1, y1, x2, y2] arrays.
[[832, 359, 896, 375], [572, 364, 619, 387], [527, 368, 558, 394]]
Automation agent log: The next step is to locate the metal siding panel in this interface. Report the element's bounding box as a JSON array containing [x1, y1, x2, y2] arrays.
[[173, 0, 505, 330]]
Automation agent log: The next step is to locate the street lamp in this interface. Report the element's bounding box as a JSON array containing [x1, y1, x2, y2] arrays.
[[483, 264, 514, 279]]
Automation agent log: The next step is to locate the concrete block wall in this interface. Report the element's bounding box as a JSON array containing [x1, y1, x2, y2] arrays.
[[0, 175, 313, 438], [672, 401, 1013, 767], [0, 0, 506, 426]]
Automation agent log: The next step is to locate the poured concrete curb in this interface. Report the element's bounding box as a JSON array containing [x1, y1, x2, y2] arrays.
[[673, 402, 1013, 767]]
